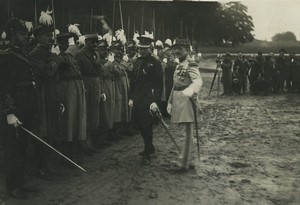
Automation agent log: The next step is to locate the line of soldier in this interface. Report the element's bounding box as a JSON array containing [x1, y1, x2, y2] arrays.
[[218, 49, 300, 95], [0, 13, 204, 199]]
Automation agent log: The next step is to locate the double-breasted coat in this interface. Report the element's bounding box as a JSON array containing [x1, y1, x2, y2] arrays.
[[76, 47, 101, 131], [57, 47, 87, 142], [130, 54, 163, 126], [29, 44, 60, 138], [110, 58, 130, 123], [99, 58, 115, 129]]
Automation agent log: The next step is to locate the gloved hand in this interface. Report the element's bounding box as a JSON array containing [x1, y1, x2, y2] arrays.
[[7, 114, 22, 127], [101, 93, 107, 101], [68, 37, 75, 46], [182, 87, 194, 97], [60, 103, 65, 114], [150, 102, 158, 112], [51, 45, 60, 55], [122, 54, 129, 62], [108, 53, 115, 63], [163, 58, 168, 63], [167, 103, 172, 115], [128, 99, 133, 107], [175, 58, 180, 64]]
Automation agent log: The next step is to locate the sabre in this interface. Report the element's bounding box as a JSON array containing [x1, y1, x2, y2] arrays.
[[150, 109, 181, 153], [51, 0, 57, 44], [21, 126, 87, 172], [190, 98, 201, 161]]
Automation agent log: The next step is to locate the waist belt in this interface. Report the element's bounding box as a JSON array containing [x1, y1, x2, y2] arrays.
[[173, 85, 189, 91], [60, 76, 82, 81]]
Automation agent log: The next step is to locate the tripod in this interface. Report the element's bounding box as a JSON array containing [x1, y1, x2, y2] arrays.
[[209, 63, 222, 96]]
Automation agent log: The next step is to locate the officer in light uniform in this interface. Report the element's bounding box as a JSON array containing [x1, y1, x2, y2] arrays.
[[167, 39, 203, 173]]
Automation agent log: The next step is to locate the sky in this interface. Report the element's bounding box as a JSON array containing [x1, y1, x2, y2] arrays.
[[236, 0, 300, 41]]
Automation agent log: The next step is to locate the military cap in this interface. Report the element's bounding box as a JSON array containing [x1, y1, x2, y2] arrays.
[[164, 39, 172, 47], [32, 24, 54, 36], [5, 17, 28, 39], [57, 32, 75, 44], [111, 40, 123, 49], [97, 39, 109, 49], [85, 33, 98, 41], [155, 40, 164, 49], [125, 40, 136, 48], [33, 9, 54, 36], [137, 36, 154, 48]]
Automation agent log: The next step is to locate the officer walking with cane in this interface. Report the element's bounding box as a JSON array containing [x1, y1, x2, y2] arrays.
[[167, 39, 203, 173]]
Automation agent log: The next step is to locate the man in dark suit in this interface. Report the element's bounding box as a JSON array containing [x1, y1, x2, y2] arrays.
[[129, 35, 163, 164]]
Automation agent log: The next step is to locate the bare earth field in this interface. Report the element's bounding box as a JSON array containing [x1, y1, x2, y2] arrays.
[[0, 73, 299, 205]]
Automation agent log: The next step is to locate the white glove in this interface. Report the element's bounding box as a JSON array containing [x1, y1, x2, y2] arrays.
[[182, 87, 194, 97], [163, 58, 168, 63], [167, 103, 172, 115], [153, 49, 158, 56], [51, 45, 60, 55], [150, 102, 158, 112], [7, 114, 22, 127], [68, 37, 75, 46], [175, 58, 180, 64], [123, 54, 129, 62], [128, 99, 134, 107], [108, 53, 115, 63], [60, 103, 65, 114], [101, 93, 107, 101]]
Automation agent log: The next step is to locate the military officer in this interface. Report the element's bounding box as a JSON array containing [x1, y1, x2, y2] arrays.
[[96, 39, 115, 145], [29, 11, 60, 178], [110, 40, 130, 139], [56, 32, 87, 163], [75, 34, 102, 155], [129, 35, 163, 164], [0, 17, 39, 199], [167, 39, 203, 173]]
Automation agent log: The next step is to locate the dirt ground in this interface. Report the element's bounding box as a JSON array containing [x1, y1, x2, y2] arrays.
[[0, 73, 299, 205]]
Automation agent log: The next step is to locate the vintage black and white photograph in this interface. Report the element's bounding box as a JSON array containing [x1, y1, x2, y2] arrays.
[[0, 0, 299, 204]]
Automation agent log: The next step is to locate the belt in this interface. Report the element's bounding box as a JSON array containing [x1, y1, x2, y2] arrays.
[[60, 76, 82, 81], [173, 85, 188, 91]]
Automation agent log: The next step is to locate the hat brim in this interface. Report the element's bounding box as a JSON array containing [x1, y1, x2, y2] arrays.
[[137, 44, 151, 48]]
